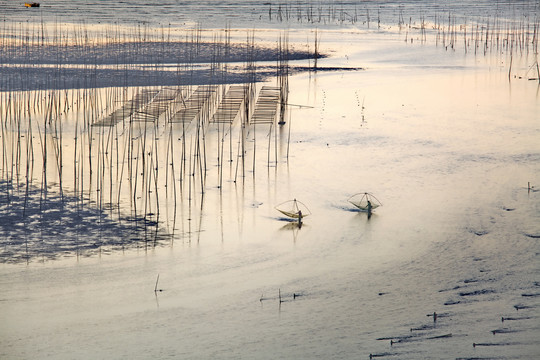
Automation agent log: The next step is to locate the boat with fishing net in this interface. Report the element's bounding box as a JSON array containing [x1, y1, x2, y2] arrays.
[[275, 199, 311, 220], [347, 192, 382, 212]]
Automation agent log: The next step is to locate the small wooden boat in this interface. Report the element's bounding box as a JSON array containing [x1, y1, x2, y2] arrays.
[[275, 199, 311, 220], [348, 192, 382, 212], [25, 2, 40, 7]]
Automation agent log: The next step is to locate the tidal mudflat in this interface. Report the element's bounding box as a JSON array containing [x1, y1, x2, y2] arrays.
[[1, 1, 539, 359]]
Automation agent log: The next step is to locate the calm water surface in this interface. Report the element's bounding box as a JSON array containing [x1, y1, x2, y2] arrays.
[[1, 1, 539, 359], [1, 0, 537, 28]]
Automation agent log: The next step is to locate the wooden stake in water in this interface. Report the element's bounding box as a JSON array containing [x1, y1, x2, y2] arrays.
[[154, 274, 162, 292]]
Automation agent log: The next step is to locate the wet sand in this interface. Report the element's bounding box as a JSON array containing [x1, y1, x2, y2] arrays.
[[1, 1, 539, 359]]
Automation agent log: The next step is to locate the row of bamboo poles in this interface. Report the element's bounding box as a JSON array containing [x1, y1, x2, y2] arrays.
[[267, 1, 539, 79], [0, 26, 295, 261]]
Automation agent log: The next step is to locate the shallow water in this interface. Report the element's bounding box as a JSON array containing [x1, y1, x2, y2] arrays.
[[1, 0, 537, 28], [1, 1, 540, 359]]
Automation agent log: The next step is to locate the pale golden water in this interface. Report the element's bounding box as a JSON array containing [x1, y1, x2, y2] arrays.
[[1, 2, 539, 359]]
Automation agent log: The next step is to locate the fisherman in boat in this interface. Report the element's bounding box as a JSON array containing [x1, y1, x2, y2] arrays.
[[297, 210, 303, 225], [367, 200, 372, 216]]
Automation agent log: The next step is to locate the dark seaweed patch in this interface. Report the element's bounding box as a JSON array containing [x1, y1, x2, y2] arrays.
[[445, 300, 462, 305], [501, 316, 531, 322], [459, 289, 495, 297], [376, 334, 415, 342], [491, 328, 521, 335], [369, 352, 396, 358], [410, 324, 436, 331], [473, 342, 520, 347], [439, 285, 465, 293], [513, 304, 535, 311], [471, 230, 489, 236], [427, 333, 452, 339]]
